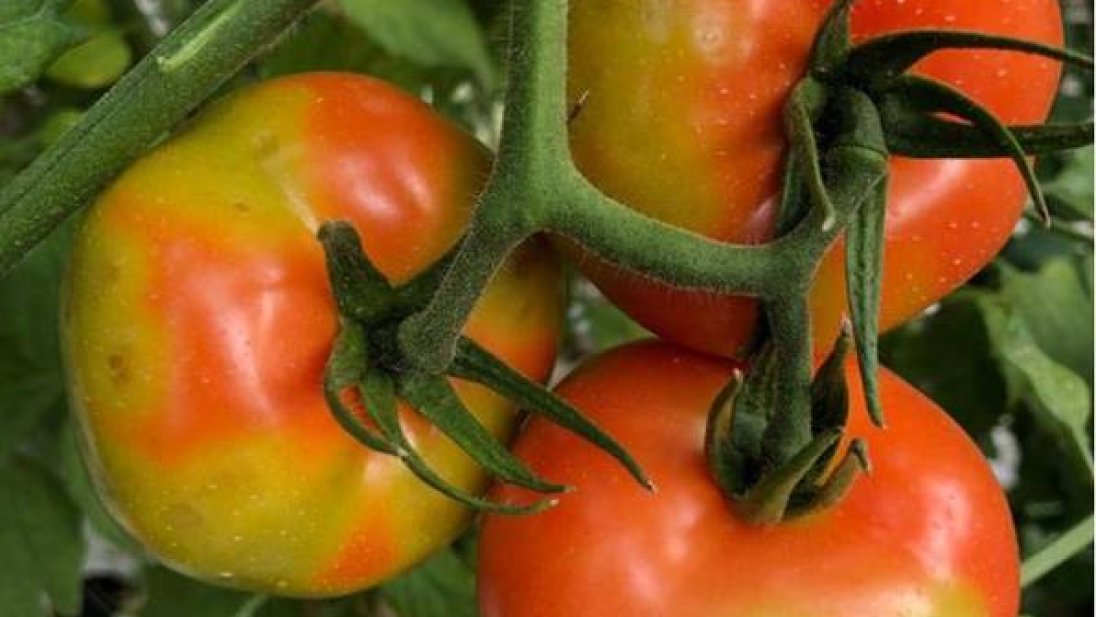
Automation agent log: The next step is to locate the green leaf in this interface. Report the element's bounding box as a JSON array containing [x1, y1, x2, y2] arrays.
[[379, 549, 477, 617], [1002, 221, 1089, 271], [258, 9, 496, 137], [0, 456, 85, 616], [1042, 147, 1094, 221], [881, 293, 1008, 440], [58, 420, 142, 552], [138, 567, 299, 617], [0, 131, 40, 186], [46, 27, 131, 89], [0, 227, 71, 460], [258, 9, 389, 78], [0, 0, 87, 93], [39, 108, 85, 147], [564, 275, 650, 357], [63, 0, 110, 25], [338, 0, 496, 87], [976, 295, 1092, 474], [43, 0, 130, 89], [999, 259, 1093, 385]]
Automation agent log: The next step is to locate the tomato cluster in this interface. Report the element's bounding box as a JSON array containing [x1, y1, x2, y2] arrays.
[[63, 0, 1067, 612]]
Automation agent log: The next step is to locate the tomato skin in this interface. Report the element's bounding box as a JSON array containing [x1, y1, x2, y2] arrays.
[[568, 0, 1064, 357], [63, 73, 563, 597], [478, 341, 1018, 617]]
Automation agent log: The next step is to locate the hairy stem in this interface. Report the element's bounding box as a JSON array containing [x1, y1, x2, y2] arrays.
[[398, 0, 820, 372], [399, 194, 535, 372], [495, 0, 572, 174], [549, 174, 782, 294], [759, 293, 815, 465], [397, 0, 573, 371]]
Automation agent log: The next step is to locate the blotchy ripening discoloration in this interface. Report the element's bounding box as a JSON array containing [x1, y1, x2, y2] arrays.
[[65, 73, 563, 596]]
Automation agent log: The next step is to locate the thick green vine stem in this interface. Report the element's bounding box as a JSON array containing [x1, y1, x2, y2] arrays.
[[398, 0, 1093, 372], [396, 0, 1092, 523], [0, 0, 322, 277], [0, 0, 1091, 528], [399, 0, 779, 373]]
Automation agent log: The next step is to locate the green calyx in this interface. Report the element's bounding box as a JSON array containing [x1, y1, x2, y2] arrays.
[[806, 0, 1093, 428], [702, 0, 1093, 523], [707, 325, 871, 525], [317, 221, 650, 515], [389, 0, 1092, 524], [0, 0, 1091, 527], [812, 0, 1093, 223]]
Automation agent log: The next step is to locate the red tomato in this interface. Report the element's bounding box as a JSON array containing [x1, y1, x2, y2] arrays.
[[568, 0, 1064, 356], [64, 73, 562, 596], [479, 341, 1019, 617]]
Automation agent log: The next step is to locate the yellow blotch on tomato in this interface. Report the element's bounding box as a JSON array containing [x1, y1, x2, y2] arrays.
[[64, 73, 563, 597]]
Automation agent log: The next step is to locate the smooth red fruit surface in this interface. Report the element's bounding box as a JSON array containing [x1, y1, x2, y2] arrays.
[[479, 341, 1019, 617], [569, 0, 1064, 357], [64, 73, 562, 596]]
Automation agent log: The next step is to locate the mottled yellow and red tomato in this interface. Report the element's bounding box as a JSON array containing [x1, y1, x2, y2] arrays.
[[64, 73, 562, 597], [478, 341, 1019, 617], [569, 0, 1064, 357]]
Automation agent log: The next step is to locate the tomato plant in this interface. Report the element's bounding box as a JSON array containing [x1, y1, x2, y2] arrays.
[[0, 1, 1090, 615], [568, 0, 1065, 357], [62, 72, 563, 597], [479, 340, 1020, 617]]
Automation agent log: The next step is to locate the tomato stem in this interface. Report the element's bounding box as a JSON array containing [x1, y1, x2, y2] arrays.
[[1, 0, 1092, 524], [397, 0, 864, 373], [393, 0, 1087, 522], [321, 221, 648, 511], [0, 0, 322, 277], [757, 295, 815, 466], [400, 192, 537, 373]]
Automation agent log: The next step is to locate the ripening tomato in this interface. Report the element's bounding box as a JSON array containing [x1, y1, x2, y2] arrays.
[[479, 341, 1019, 617], [568, 0, 1064, 356], [63, 73, 562, 597]]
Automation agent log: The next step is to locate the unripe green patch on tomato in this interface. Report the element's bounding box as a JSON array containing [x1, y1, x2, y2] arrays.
[[64, 73, 563, 597]]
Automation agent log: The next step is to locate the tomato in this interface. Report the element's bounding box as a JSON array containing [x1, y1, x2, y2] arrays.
[[63, 73, 563, 596], [568, 0, 1064, 357], [479, 341, 1018, 617]]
